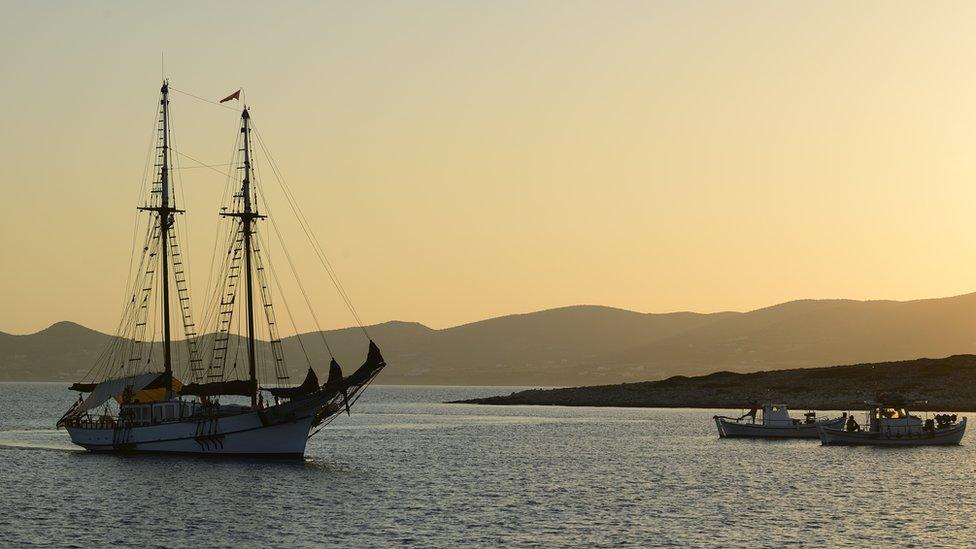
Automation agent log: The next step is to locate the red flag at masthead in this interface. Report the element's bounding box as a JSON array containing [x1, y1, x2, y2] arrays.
[[220, 90, 241, 103]]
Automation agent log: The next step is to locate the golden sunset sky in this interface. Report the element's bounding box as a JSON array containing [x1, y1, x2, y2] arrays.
[[3, 2, 976, 334]]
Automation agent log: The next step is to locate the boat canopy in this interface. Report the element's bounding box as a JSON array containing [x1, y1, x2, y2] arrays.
[[72, 372, 163, 415], [127, 376, 182, 404]]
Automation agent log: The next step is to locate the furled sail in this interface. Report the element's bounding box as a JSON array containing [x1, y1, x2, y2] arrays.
[[310, 342, 386, 426], [180, 379, 257, 397], [265, 367, 319, 399], [319, 358, 348, 414], [327, 358, 343, 384], [342, 340, 386, 387], [328, 358, 351, 414]]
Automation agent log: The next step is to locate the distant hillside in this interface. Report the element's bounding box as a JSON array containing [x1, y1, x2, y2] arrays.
[[0, 322, 115, 381], [6, 292, 976, 385], [598, 293, 976, 377], [455, 355, 976, 411], [360, 306, 731, 385]]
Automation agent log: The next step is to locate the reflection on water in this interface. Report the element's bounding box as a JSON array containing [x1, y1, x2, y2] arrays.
[[0, 383, 973, 547]]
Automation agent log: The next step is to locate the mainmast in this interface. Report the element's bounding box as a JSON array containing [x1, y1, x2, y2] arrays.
[[139, 81, 181, 399], [242, 108, 258, 408], [223, 107, 264, 407]]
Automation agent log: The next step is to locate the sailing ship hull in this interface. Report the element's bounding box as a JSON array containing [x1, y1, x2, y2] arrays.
[[818, 418, 967, 446], [66, 413, 314, 458], [64, 390, 341, 458], [716, 416, 845, 439]]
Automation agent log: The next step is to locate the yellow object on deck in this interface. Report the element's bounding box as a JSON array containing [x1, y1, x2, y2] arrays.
[[115, 377, 183, 404]]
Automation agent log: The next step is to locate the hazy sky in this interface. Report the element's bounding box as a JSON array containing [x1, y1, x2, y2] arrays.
[[3, 1, 976, 335]]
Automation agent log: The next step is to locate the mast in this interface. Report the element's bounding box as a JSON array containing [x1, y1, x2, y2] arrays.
[[242, 108, 258, 407], [221, 106, 264, 407], [160, 82, 173, 399], [139, 81, 181, 399]]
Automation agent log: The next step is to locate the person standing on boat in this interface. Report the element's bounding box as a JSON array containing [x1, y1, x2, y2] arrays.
[[846, 414, 859, 432], [737, 401, 760, 423]]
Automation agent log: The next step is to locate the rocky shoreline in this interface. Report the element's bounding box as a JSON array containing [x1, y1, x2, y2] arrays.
[[452, 355, 976, 411]]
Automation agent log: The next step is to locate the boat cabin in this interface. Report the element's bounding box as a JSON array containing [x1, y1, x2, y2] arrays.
[[762, 404, 794, 427], [865, 401, 923, 436], [119, 400, 201, 426]]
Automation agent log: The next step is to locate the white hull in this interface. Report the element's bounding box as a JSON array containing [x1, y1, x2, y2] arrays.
[[716, 416, 846, 439], [63, 389, 343, 458], [67, 410, 315, 458], [818, 418, 967, 446]]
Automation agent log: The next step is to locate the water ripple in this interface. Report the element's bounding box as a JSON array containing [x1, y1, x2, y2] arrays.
[[0, 384, 973, 547]]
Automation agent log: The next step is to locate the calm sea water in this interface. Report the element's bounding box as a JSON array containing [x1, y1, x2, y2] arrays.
[[0, 383, 974, 547]]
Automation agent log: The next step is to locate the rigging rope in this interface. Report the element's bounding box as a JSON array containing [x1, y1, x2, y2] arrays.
[[81, 95, 169, 385], [113, 88, 378, 391], [155, 89, 374, 344], [195, 130, 247, 384], [251, 124, 371, 339], [257, 230, 316, 369], [166, 101, 206, 382], [171, 148, 234, 178], [199, 146, 239, 330], [251, 174, 336, 358], [169, 86, 241, 113], [171, 163, 234, 170]]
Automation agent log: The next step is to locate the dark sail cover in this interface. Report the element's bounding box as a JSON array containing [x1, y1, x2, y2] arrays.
[[306, 341, 387, 427], [266, 367, 320, 399], [325, 358, 350, 414], [343, 340, 386, 386], [180, 379, 256, 397], [327, 358, 343, 384], [317, 341, 384, 395]]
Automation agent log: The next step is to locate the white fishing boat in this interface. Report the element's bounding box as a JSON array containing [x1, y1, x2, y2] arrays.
[[819, 401, 966, 446], [57, 81, 387, 458], [714, 403, 845, 439]]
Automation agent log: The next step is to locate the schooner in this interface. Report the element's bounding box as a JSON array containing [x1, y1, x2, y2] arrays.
[[57, 81, 387, 458]]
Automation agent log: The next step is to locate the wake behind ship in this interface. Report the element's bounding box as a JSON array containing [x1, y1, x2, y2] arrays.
[[57, 82, 386, 458]]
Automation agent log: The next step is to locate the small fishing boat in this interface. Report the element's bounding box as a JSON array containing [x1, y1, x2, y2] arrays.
[[714, 403, 845, 439], [819, 401, 966, 446]]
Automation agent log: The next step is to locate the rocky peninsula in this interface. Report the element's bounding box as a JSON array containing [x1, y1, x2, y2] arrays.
[[454, 355, 976, 411]]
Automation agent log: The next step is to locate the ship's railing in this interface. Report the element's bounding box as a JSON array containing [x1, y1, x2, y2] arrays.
[[66, 400, 253, 430], [62, 414, 117, 430]]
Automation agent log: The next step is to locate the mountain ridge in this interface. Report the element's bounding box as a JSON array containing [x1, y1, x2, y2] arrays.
[[5, 293, 976, 385]]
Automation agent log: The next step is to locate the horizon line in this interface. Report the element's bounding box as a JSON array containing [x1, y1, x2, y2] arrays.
[[5, 289, 976, 338]]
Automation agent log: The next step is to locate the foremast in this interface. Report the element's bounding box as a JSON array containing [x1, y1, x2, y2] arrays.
[[221, 107, 264, 407], [138, 80, 182, 399]]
